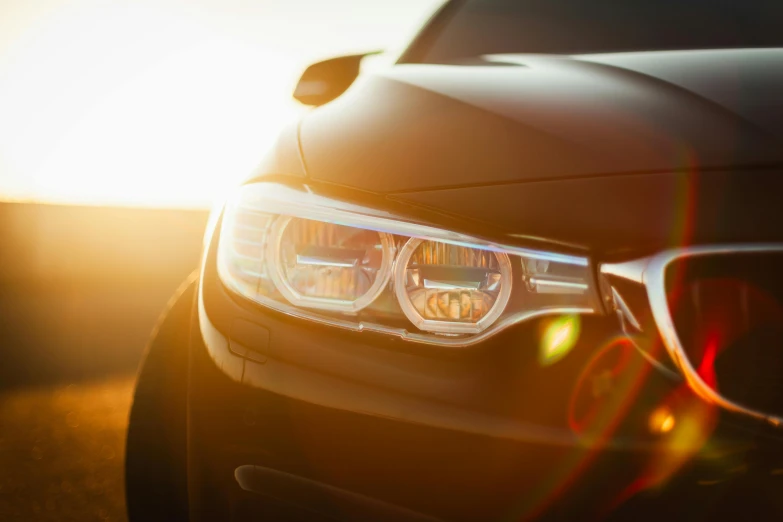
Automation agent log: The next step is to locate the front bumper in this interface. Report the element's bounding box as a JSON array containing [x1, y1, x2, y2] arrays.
[[184, 259, 783, 521], [181, 192, 783, 520]]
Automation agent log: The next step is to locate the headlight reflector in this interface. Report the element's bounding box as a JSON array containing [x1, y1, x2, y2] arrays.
[[395, 238, 512, 334], [268, 217, 395, 312]]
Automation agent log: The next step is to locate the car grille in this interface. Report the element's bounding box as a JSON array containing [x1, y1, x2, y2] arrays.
[[665, 251, 783, 417]]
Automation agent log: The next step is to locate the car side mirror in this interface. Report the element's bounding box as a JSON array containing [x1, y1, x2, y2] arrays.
[[293, 52, 380, 106]]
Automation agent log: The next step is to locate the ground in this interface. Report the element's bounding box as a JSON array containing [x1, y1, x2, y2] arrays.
[[0, 377, 133, 522]]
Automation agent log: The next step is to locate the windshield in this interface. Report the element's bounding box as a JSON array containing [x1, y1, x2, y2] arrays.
[[407, 0, 783, 63]]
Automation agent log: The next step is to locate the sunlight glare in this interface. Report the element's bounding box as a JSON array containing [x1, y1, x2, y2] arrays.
[[0, 0, 444, 208], [648, 405, 676, 434], [31, 41, 301, 208], [0, 2, 303, 208], [539, 315, 581, 366]]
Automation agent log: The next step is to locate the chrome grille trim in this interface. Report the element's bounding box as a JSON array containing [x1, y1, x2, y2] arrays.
[[606, 244, 783, 428]]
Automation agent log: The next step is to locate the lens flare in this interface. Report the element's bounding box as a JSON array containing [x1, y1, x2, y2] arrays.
[[607, 385, 719, 514], [539, 315, 580, 366], [648, 405, 676, 434], [506, 338, 648, 521]]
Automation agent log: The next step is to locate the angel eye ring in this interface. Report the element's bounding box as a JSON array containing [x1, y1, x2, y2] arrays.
[[267, 215, 395, 313], [394, 237, 513, 334]]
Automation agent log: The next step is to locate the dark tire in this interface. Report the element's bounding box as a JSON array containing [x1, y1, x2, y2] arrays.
[[125, 275, 197, 522]]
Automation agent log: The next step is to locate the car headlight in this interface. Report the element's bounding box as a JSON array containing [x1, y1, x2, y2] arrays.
[[217, 182, 601, 346]]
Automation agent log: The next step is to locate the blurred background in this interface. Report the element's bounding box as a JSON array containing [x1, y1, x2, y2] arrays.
[[0, 1, 442, 519]]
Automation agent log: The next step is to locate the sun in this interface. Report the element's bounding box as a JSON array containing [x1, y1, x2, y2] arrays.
[[29, 40, 304, 208], [0, 0, 445, 208], [0, 2, 303, 208]]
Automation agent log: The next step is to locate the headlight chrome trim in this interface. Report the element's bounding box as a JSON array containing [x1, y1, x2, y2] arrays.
[[646, 244, 783, 429], [217, 182, 600, 348], [602, 243, 783, 428]]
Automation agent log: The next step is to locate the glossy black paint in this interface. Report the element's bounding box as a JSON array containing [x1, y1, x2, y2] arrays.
[[185, 223, 783, 521], [293, 53, 374, 107], [391, 168, 783, 255], [298, 50, 783, 193], [144, 3, 783, 520]]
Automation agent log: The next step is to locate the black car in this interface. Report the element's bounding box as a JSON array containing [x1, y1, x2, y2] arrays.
[[125, 1, 783, 520]]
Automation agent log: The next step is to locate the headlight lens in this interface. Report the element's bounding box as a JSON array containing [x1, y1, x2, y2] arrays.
[[217, 183, 601, 346], [268, 217, 395, 312], [395, 239, 512, 334]]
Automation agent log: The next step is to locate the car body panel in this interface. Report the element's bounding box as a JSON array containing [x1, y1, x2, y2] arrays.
[[298, 49, 782, 193], [176, 4, 783, 520], [578, 49, 783, 138], [390, 168, 783, 254], [187, 208, 782, 521]]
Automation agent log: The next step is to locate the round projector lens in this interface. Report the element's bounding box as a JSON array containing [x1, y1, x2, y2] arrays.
[[268, 217, 394, 313], [394, 238, 512, 334]]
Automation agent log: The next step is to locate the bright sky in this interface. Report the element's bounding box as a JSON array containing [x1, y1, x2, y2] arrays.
[[0, 0, 443, 208]]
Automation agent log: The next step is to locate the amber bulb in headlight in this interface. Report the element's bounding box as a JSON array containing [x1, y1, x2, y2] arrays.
[[267, 216, 395, 313], [394, 238, 512, 334]]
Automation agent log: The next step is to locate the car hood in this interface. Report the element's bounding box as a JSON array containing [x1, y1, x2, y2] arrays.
[[298, 48, 783, 194]]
